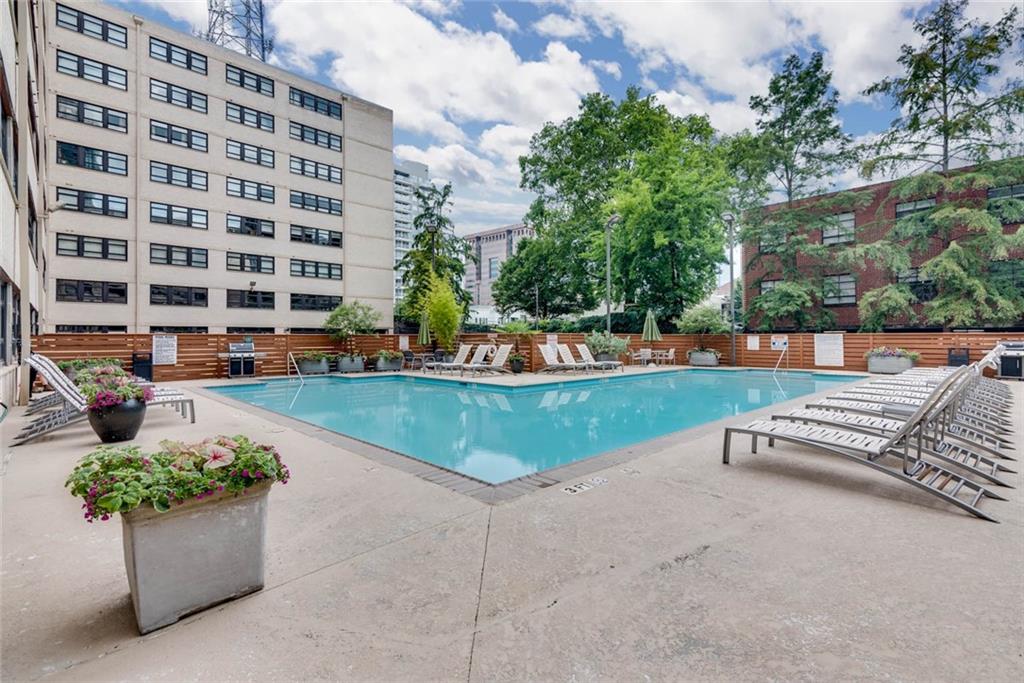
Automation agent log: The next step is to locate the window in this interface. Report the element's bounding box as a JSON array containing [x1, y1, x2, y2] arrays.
[[227, 177, 275, 203], [56, 4, 127, 48], [226, 139, 274, 167], [150, 120, 208, 152], [56, 234, 128, 261], [488, 257, 499, 279], [289, 87, 342, 119], [56, 324, 127, 333], [987, 184, 1024, 224], [760, 279, 779, 295], [290, 155, 342, 184], [990, 259, 1024, 293], [226, 102, 274, 132], [290, 190, 341, 215], [227, 214, 275, 238], [895, 197, 936, 219], [227, 252, 274, 273], [822, 212, 855, 245], [149, 37, 207, 74], [57, 187, 127, 218], [823, 274, 856, 305], [56, 96, 128, 132], [291, 293, 342, 311], [150, 161, 207, 190], [759, 229, 784, 253], [150, 285, 208, 307], [227, 326, 275, 334], [226, 64, 274, 96], [56, 50, 127, 89], [290, 258, 342, 280], [27, 203, 37, 262], [151, 326, 208, 333], [149, 79, 207, 113], [987, 184, 1024, 200], [57, 142, 127, 175], [227, 290, 275, 309], [897, 267, 936, 302], [289, 121, 341, 151], [0, 282, 6, 364], [56, 279, 127, 304], [150, 202, 208, 229], [1, 91, 16, 189], [290, 225, 342, 248], [150, 243, 208, 268]]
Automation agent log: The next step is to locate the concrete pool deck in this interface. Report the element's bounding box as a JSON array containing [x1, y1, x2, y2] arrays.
[[1, 369, 1021, 681]]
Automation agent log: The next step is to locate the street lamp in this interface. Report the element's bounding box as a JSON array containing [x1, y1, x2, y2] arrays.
[[604, 214, 621, 334], [722, 211, 737, 367]]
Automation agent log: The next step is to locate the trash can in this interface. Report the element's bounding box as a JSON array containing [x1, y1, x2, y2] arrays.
[[132, 352, 153, 381], [947, 348, 969, 367]]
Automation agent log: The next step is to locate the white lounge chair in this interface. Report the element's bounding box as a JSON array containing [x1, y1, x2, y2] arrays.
[[575, 343, 623, 372], [537, 344, 582, 373], [557, 344, 601, 373], [424, 344, 471, 374], [462, 344, 512, 376]]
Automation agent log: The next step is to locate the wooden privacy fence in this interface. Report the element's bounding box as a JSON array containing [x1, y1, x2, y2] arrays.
[[30, 330, 1015, 381]]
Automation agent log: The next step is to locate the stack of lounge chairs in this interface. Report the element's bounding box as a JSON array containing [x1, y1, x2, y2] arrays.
[[723, 347, 1017, 522], [537, 343, 624, 373], [422, 344, 514, 376]]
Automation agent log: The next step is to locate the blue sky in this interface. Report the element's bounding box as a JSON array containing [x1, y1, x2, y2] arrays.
[[116, 0, 1019, 237]]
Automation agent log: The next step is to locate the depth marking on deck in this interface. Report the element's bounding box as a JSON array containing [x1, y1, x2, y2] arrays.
[[562, 476, 609, 495]]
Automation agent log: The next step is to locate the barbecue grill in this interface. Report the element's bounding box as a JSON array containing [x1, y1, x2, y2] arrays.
[[219, 341, 262, 378], [998, 340, 1024, 379]]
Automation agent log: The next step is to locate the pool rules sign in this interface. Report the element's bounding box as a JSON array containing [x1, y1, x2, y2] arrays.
[[152, 335, 178, 365]]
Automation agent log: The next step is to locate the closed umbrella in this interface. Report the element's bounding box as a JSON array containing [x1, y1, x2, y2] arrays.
[[417, 309, 431, 346], [641, 309, 662, 342]]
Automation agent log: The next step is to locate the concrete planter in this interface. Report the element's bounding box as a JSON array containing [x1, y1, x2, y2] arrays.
[[121, 480, 271, 634], [337, 356, 365, 373], [297, 359, 329, 375], [376, 358, 403, 372], [868, 355, 915, 374], [595, 353, 620, 362], [688, 351, 720, 367]]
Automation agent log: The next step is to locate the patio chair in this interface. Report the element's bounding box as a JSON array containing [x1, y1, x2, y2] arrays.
[[462, 344, 512, 376], [630, 348, 652, 366], [575, 343, 623, 372], [424, 344, 470, 374], [664, 348, 677, 366], [537, 344, 581, 373], [557, 344, 602, 373], [401, 350, 423, 370]]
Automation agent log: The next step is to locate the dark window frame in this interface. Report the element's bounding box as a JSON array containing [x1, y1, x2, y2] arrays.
[[226, 139, 274, 167], [150, 161, 208, 190], [149, 119, 208, 152], [149, 78, 208, 113], [55, 50, 127, 89], [290, 258, 342, 280], [56, 141, 127, 175], [289, 86, 342, 119], [56, 233, 128, 261], [289, 190, 341, 215], [227, 176, 275, 203], [227, 214, 275, 238], [149, 284, 209, 307], [56, 4, 127, 48], [226, 64, 274, 96], [57, 187, 127, 218], [822, 273, 857, 306], [226, 289, 275, 309], [150, 202, 208, 229], [290, 224, 343, 248], [290, 293, 342, 311], [289, 121, 341, 151], [226, 251, 274, 273], [289, 155, 342, 184], [55, 279, 128, 304], [149, 37, 207, 75], [56, 95, 128, 132], [226, 102, 274, 132], [150, 243, 209, 268]]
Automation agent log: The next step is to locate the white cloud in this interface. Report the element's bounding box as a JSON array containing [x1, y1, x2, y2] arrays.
[[533, 13, 590, 40], [406, 0, 462, 18], [394, 143, 504, 188], [654, 86, 756, 135], [588, 59, 622, 80], [128, 0, 207, 29], [478, 123, 534, 172], [492, 7, 519, 33]]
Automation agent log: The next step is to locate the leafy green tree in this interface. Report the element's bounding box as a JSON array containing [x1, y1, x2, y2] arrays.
[[857, 284, 918, 332], [323, 301, 381, 341], [492, 236, 596, 318], [425, 273, 461, 352], [746, 281, 816, 332], [674, 305, 729, 351]]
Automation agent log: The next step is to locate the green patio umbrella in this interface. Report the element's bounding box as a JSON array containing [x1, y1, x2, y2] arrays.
[[641, 309, 662, 342], [417, 309, 431, 346]]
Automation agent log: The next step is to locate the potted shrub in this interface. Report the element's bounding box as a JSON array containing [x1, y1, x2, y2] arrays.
[[865, 346, 920, 374], [59, 357, 123, 382], [65, 435, 290, 634], [79, 374, 155, 443], [674, 305, 729, 367], [584, 331, 630, 362], [337, 352, 365, 373], [375, 349, 404, 371], [509, 353, 526, 374], [297, 350, 330, 375]]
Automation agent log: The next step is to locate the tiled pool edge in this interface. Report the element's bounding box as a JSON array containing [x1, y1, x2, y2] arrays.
[[190, 373, 874, 504]]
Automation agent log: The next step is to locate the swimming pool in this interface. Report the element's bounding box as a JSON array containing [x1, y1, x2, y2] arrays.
[[207, 370, 859, 484]]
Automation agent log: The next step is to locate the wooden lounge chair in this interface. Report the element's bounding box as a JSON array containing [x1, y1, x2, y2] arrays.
[[575, 343, 623, 372]]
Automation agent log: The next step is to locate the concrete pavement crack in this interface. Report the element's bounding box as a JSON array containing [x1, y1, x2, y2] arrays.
[[466, 506, 493, 682]]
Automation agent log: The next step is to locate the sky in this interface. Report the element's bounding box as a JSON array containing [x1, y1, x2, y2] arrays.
[[114, 0, 1020, 239]]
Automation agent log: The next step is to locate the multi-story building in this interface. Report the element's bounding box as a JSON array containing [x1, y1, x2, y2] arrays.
[[393, 159, 429, 302], [1, 0, 48, 405], [743, 172, 1024, 331], [463, 223, 535, 307], [42, 0, 395, 335]]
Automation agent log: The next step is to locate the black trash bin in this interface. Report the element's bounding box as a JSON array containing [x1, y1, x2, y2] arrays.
[[132, 352, 153, 381], [947, 348, 969, 367]]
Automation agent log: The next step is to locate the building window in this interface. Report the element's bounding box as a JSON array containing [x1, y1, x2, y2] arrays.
[[56, 95, 128, 132], [151, 326, 208, 333], [987, 184, 1024, 200], [1, 92, 16, 189], [290, 155, 342, 184], [227, 214, 275, 238], [56, 50, 127, 89], [990, 259, 1024, 293], [895, 197, 936, 219], [987, 184, 1024, 224], [150, 120, 208, 152], [227, 290, 275, 309], [897, 267, 936, 302], [291, 293, 342, 311], [290, 258, 342, 280], [227, 252, 274, 273], [289, 121, 341, 151], [56, 5, 127, 48], [27, 203, 38, 262], [56, 234, 128, 261], [56, 279, 128, 304], [290, 190, 341, 215], [758, 229, 784, 254], [150, 243, 208, 268], [289, 87, 342, 119], [760, 279, 779, 295], [227, 177, 275, 203], [56, 325, 127, 333], [150, 161, 207, 190], [823, 274, 856, 305], [226, 139, 274, 167], [150, 202, 208, 229], [226, 102, 274, 132], [56, 141, 127, 175], [149, 78, 207, 113], [149, 37, 207, 74], [822, 212, 855, 245], [150, 285, 208, 307], [226, 64, 274, 96], [290, 225, 342, 248], [488, 257, 499, 279], [57, 187, 128, 218]]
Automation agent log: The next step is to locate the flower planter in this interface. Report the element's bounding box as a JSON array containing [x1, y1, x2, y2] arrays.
[[688, 351, 720, 367], [297, 359, 329, 375], [88, 399, 147, 443], [376, 358, 403, 372], [868, 356, 914, 374], [121, 480, 271, 634], [510, 358, 525, 374], [337, 357, 365, 373]]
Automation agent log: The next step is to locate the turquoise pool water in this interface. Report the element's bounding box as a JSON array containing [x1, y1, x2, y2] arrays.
[[207, 370, 859, 484]]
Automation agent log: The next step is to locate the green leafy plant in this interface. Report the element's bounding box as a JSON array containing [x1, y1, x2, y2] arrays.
[[674, 305, 729, 353], [376, 349, 404, 361], [338, 352, 365, 361], [324, 301, 380, 341], [299, 350, 331, 361], [583, 331, 630, 355], [73, 364, 129, 386], [508, 353, 526, 363], [58, 358, 124, 373], [79, 375, 154, 412], [496, 320, 534, 334], [864, 346, 920, 361], [66, 435, 290, 522], [425, 273, 461, 352]]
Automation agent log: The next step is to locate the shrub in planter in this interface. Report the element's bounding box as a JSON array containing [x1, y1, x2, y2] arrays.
[[674, 305, 729, 367], [297, 350, 330, 375], [80, 376, 155, 443], [509, 353, 526, 374], [337, 352, 366, 373], [583, 331, 630, 361], [376, 349, 404, 371], [864, 346, 920, 374], [74, 364, 129, 386], [58, 357, 123, 381], [65, 435, 290, 634]]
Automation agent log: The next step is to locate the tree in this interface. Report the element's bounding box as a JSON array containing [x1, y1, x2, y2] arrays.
[[674, 305, 729, 351], [746, 281, 816, 332], [323, 301, 381, 341], [425, 273, 461, 352], [492, 236, 596, 318], [857, 285, 918, 332]]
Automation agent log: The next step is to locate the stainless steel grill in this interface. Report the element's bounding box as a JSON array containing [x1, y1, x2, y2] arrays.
[[226, 342, 256, 378]]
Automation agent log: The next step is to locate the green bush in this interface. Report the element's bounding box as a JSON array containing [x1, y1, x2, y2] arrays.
[[674, 305, 729, 352], [426, 274, 461, 352], [324, 301, 380, 341], [583, 331, 630, 355]]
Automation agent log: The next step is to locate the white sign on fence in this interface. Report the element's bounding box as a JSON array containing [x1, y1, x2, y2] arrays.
[[398, 335, 410, 350], [747, 335, 760, 351], [152, 335, 178, 365], [546, 334, 558, 348], [814, 333, 845, 367], [770, 335, 789, 351]]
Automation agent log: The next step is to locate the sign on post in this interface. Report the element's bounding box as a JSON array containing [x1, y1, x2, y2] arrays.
[[398, 335, 409, 350], [770, 335, 789, 351], [152, 335, 178, 365]]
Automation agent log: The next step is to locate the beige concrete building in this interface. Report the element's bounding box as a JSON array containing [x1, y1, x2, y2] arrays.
[[393, 159, 430, 302], [463, 223, 534, 307], [43, 1, 394, 334]]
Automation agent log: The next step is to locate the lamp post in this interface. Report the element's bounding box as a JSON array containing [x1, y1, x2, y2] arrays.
[[722, 211, 737, 367], [604, 214, 621, 334]]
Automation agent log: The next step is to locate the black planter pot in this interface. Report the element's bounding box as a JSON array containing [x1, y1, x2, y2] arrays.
[[510, 358, 525, 374], [88, 399, 148, 443]]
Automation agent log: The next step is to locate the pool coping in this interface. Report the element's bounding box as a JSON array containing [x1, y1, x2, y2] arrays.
[[190, 368, 872, 504]]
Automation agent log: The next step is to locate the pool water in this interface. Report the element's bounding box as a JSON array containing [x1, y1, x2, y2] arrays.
[[207, 370, 859, 484]]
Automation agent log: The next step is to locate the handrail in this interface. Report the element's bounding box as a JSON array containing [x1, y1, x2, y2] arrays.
[[772, 345, 788, 375], [286, 352, 305, 385]]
